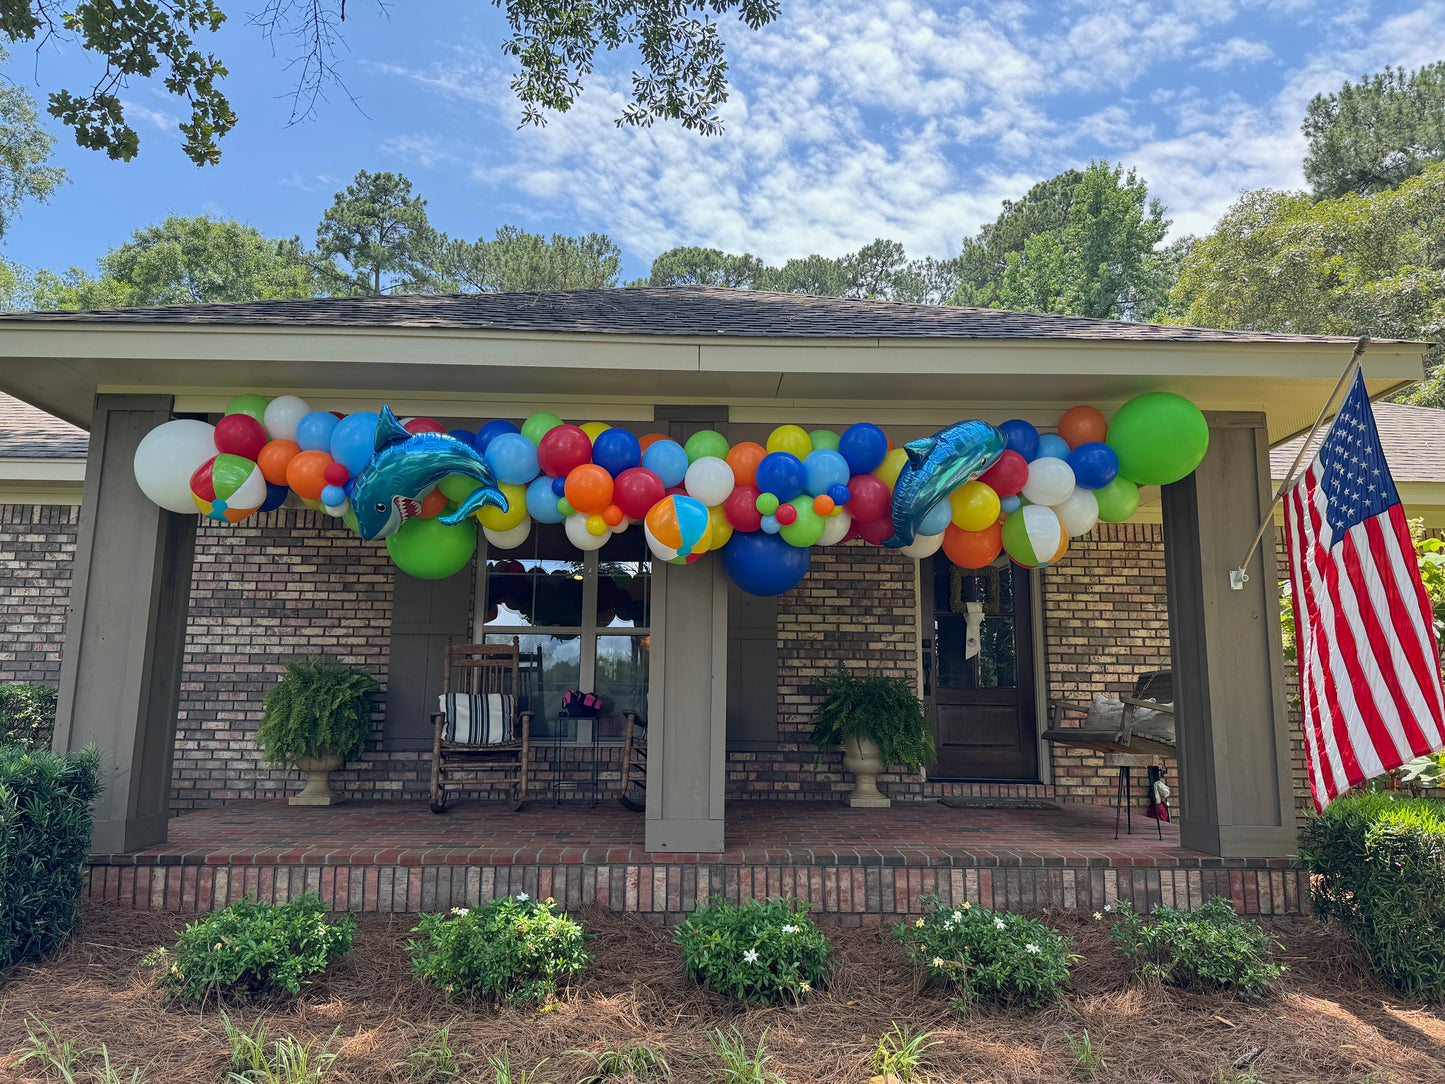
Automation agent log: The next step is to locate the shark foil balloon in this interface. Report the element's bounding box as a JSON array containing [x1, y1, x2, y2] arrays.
[[883, 420, 1006, 548], [351, 406, 508, 540]]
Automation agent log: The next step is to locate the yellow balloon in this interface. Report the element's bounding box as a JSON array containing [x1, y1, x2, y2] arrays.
[[707, 503, 734, 550], [586, 513, 609, 536], [476, 481, 528, 531], [766, 424, 812, 458], [580, 422, 611, 441], [873, 447, 908, 489], [949, 480, 1002, 532]]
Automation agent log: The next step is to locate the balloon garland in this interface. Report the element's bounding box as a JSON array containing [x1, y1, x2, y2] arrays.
[[131, 393, 1210, 596]]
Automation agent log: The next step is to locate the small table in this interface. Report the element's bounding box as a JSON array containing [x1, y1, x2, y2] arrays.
[[548, 713, 604, 805]]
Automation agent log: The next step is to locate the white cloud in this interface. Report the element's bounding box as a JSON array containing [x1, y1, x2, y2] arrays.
[[120, 99, 179, 131], [1196, 37, 1274, 69]]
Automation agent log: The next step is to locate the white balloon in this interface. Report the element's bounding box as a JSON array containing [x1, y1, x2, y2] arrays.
[[683, 456, 735, 507], [262, 395, 311, 442], [484, 517, 533, 550], [132, 419, 218, 513], [565, 512, 609, 551], [609, 516, 632, 534], [901, 531, 944, 559], [1021, 456, 1075, 507], [1054, 488, 1099, 537], [322, 498, 350, 518], [818, 508, 853, 546]]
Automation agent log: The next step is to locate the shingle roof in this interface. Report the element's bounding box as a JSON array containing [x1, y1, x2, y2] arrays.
[[0, 286, 1403, 345], [1271, 402, 1445, 483], [0, 394, 88, 458]]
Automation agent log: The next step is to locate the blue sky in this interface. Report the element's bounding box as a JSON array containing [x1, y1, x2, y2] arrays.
[[4, 0, 1445, 283]]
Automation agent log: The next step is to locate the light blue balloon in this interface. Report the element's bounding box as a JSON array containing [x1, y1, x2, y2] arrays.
[[919, 499, 953, 536], [297, 410, 339, 452], [1000, 494, 1022, 514], [761, 514, 781, 534], [329, 411, 380, 475], [485, 433, 540, 485], [320, 484, 346, 506], [526, 474, 567, 523], [642, 439, 689, 488], [803, 448, 851, 497], [1036, 433, 1071, 460]]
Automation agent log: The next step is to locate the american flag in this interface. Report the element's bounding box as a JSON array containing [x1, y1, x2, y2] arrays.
[[1284, 369, 1445, 810]]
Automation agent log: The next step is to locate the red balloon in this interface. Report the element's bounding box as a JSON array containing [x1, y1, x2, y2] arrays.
[[979, 449, 1028, 498], [614, 467, 665, 520], [724, 485, 763, 532], [846, 474, 892, 522], [323, 462, 350, 486], [418, 487, 448, 517], [774, 503, 798, 526], [857, 516, 894, 545], [537, 424, 593, 478], [403, 417, 446, 434], [214, 413, 267, 460]]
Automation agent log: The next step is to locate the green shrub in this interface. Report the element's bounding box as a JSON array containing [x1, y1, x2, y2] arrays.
[[675, 897, 832, 1005], [807, 668, 935, 774], [408, 894, 590, 1006], [1298, 789, 1445, 1000], [257, 656, 379, 767], [0, 743, 101, 971], [0, 682, 59, 750], [1108, 897, 1284, 996], [892, 895, 1072, 1008], [143, 894, 355, 1003]]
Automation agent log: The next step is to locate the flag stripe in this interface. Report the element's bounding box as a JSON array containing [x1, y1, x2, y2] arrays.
[[1284, 503, 1343, 803], [1383, 506, 1445, 729]]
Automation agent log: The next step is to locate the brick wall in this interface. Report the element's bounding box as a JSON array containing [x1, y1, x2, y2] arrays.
[[0, 504, 77, 683]]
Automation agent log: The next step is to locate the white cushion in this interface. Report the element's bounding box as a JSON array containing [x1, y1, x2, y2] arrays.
[[439, 692, 513, 744]]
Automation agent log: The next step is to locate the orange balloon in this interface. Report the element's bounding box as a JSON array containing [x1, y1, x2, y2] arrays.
[[638, 433, 670, 452], [1058, 405, 1108, 449], [602, 503, 625, 527], [565, 463, 615, 515], [725, 441, 767, 487], [942, 521, 1003, 569], [813, 494, 835, 516], [285, 449, 334, 501], [418, 487, 448, 518], [257, 439, 301, 485]]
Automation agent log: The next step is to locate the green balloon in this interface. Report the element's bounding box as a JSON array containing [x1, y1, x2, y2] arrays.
[[779, 498, 826, 547], [1106, 392, 1208, 485], [684, 429, 730, 463], [557, 497, 575, 516], [386, 516, 476, 580], [342, 507, 360, 535], [808, 429, 840, 452], [437, 473, 480, 502], [521, 412, 564, 446], [755, 492, 780, 516], [226, 394, 270, 423], [1094, 477, 1140, 522]]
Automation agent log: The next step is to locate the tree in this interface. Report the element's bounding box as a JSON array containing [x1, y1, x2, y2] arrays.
[[640, 246, 767, 288], [0, 45, 65, 240], [953, 170, 1082, 309], [1303, 61, 1445, 200], [439, 226, 621, 292], [314, 171, 441, 296]]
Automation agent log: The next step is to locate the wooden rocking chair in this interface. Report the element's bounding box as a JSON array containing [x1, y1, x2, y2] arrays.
[[617, 709, 647, 811], [429, 639, 534, 813]]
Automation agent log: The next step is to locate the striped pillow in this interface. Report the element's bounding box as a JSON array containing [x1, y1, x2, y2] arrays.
[[438, 693, 513, 744]]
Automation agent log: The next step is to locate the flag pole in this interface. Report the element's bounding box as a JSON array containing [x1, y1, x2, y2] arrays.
[[1228, 335, 1370, 591]]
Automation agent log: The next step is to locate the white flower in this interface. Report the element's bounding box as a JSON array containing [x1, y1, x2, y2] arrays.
[[1093, 911, 1104, 921], [781, 925, 798, 934], [942, 921, 954, 931], [1025, 943, 1040, 954], [1103, 902, 1114, 912], [952, 910, 963, 923], [931, 956, 946, 968], [450, 906, 469, 917], [516, 892, 530, 902], [994, 917, 1006, 931], [742, 949, 760, 964]]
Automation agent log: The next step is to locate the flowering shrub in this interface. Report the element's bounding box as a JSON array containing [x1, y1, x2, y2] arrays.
[[892, 895, 1072, 1008], [675, 898, 832, 1004], [143, 894, 355, 1003], [1108, 898, 1284, 996], [408, 894, 590, 1006]]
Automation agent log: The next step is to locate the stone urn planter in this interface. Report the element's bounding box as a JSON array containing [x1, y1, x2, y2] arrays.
[[840, 735, 890, 809], [290, 753, 345, 806]]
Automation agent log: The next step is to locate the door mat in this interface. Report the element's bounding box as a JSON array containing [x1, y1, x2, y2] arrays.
[[939, 797, 1062, 811]]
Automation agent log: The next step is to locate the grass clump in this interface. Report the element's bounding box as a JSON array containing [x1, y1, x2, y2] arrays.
[[1108, 897, 1284, 996]]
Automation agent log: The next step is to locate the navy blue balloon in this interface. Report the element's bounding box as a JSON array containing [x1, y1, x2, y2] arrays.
[[721, 531, 812, 597], [838, 422, 888, 475], [591, 427, 642, 476], [551, 475, 568, 496], [755, 452, 807, 501], [258, 481, 289, 513], [998, 419, 1040, 461], [474, 419, 520, 455], [1067, 441, 1120, 490], [448, 428, 475, 444], [827, 483, 851, 506]]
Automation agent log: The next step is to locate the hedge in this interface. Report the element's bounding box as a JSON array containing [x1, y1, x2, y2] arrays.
[[0, 682, 59, 751]]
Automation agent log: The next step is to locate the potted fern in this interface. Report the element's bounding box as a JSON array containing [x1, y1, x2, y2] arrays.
[[257, 656, 379, 806], [809, 669, 935, 809]]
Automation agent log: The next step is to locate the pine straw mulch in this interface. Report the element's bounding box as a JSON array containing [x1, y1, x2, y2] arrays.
[[1, 902, 1443, 1084]]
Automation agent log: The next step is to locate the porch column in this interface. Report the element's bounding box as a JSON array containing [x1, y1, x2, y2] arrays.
[[54, 395, 197, 854], [1161, 412, 1296, 858]]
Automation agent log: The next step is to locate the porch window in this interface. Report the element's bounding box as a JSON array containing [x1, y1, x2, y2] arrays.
[[480, 522, 650, 742]]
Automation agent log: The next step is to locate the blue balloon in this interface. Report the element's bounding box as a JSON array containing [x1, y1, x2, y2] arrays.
[[919, 499, 953, 536], [827, 483, 851, 506], [642, 439, 689, 488], [592, 427, 643, 476], [258, 481, 289, 513], [838, 423, 888, 475], [297, 410, 340, 452], [321, 484, 347, 506], [998, 419, 1040, 461], [999, 494, 1022, 514], [761, 514, 781, 534], [474, 419, 520, 455], [485, 433, 540, 485], [803, 448, 851, 496], [1036, 433, 1071, 461], [721, 531, 812, 597], [551, 475, 567, 496], [1068, 441, 1120, 490], [755, 452, 806, 501], [526, 474, 567, 523], [448, 428, 474, 445], [329, 411, 379, 475]]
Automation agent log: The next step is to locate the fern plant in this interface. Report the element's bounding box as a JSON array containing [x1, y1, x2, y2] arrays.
[[256, 656, 378, 767], [808, 669, 935, 774]]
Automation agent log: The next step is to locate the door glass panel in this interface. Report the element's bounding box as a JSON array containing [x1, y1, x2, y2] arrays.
[[932, 560, 1018, 690], [594, 634, 650, 741], [486, 632, 581, 735]]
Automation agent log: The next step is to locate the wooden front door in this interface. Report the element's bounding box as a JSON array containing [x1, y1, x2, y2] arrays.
[[924, 557, 1038, 781]]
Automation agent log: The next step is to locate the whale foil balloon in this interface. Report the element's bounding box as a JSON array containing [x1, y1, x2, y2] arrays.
[[883, 420, 1006, 548], [351, 405, 508, 540]]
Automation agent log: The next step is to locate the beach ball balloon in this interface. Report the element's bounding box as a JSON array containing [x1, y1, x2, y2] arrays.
[[1001, 505, 1069, 568], [644, 494, 712, 562], [133, 419, 219, 513], [190, 454, 267, 523]]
